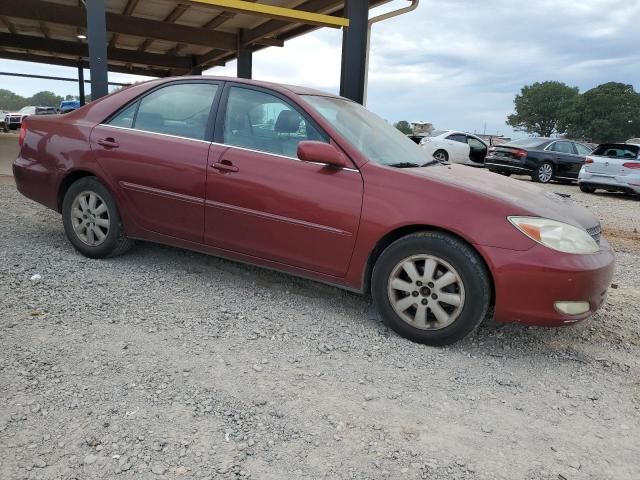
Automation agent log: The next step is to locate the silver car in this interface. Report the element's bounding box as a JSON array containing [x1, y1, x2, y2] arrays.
[[578, 143, 640, 195]]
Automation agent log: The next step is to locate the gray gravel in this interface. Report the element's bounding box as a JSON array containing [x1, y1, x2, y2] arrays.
[[1, 179, 639, 480]]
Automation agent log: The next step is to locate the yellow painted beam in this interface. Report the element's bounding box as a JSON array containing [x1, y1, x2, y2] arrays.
[[188, 0, 349, 28]]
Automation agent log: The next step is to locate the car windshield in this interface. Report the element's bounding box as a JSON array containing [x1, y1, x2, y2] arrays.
[[592, 144, 639, 159], [506, 138, 549, 149], [429, 129, 448, 137], [18, 106, 36, 114], [303, 95, 434, 167]]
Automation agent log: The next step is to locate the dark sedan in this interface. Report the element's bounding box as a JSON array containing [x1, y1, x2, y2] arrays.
[[485, 137, 593, 183]]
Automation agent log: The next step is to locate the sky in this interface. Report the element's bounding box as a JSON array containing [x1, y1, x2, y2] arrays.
[[1, 0, 639, 136]]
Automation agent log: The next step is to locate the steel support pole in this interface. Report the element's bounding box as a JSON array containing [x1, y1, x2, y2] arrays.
[[78, 63, 86, 105], [339, 0, 368, 104], [237, 30, 253, 79], [85, 0, 109, 100]]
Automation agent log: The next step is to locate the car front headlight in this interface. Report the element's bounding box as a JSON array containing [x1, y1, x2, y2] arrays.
[[420, 138, 431, 145], [508, 216, 599, 254]]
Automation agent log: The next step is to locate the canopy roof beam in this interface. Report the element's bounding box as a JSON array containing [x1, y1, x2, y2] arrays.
[[0, 0, 238, 50], [188, 0, 349, 28]]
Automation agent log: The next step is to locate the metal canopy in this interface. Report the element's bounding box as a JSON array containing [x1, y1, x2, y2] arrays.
[[0, 0, 386, 78]]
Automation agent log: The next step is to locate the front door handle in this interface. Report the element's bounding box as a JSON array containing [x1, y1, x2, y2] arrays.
[[97, 137, 119, 149], [211, 161, 239, 173]]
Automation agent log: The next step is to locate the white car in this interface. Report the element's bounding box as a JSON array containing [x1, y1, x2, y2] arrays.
[[578, 143, 640, 195], [419, 130, 488, 167]]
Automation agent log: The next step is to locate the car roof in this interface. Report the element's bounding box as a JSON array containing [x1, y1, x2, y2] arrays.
[[147, 75, 344, 99]]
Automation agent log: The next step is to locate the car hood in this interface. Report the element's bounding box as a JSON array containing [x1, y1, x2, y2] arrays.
[[408, 164, 600, 229]]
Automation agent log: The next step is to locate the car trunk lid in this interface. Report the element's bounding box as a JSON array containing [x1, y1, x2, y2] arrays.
[[584, 144, 640, 176], [488, 145, 528, 161]]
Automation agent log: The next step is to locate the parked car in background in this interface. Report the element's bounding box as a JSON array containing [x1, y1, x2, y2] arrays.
[[419, 130, 488, 167], [13, 76, 614, 346], [4, 106, 58, 132], [0, 111, 6, 131], [578, 143, 640, 195], [485, 137, 592, 183], [59, 100, 81, 113], [626, 138, 640, 145]]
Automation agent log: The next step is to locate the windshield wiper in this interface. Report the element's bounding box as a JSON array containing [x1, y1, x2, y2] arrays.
[[421, 159, 440, 166], [387, 162, 421, 168]]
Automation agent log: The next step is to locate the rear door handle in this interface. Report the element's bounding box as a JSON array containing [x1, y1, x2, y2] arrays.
[[211, 161, 239, 173], [97, 138, 119, 149]]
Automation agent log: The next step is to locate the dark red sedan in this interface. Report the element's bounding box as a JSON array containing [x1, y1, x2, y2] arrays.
[[13, 77, 615, 346]]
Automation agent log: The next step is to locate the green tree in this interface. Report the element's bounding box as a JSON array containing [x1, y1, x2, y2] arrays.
[[506, 81, 579, 137], [394, 120, 413, 135], [0, 89, 28, 111], [28, 91, 63, 107], [562, 82, 640, 143]]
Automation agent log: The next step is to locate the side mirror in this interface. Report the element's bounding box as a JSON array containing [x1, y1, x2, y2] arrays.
[[297, 141, 348, 168]]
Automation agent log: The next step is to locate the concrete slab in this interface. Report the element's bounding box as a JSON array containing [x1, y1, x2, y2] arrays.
[[0, 133, 19, 176]]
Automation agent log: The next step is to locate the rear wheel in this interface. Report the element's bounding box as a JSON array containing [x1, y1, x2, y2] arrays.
[[533, 161, 554, 183], [579, 184, 596, 193], [433, 150, 449, 162], [371, 232, 492, 346], [62, 177, 133, 258]]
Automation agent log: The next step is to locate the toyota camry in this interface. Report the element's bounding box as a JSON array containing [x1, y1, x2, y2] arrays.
[[13, 77, 615, 346]]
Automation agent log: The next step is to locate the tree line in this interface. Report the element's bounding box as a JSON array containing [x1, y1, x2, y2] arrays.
[[0, 89, 82, 111], [507, 81, 640, 143]]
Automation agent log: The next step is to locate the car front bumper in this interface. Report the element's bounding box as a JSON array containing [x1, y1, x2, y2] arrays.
[[476, 239, 615, 327], [579, 170, 640, 194]]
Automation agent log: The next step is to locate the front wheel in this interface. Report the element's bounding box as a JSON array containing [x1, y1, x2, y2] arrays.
[[371, 232, 492, 346], [533, 161, 554, 183], [62, 176, 133, 258], [433, 150, 449, 162]]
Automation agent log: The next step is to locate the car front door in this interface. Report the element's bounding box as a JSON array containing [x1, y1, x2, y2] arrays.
[[445, 134, 470, 163], [91, 81, 221, 243], [204, 85, 363, 277], [547, 141, 581, 179]]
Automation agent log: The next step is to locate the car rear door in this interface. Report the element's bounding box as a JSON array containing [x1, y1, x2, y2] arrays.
[[204, 84, 363, 277], [90, 81, 221, 243], [547, 141, 582, 179]]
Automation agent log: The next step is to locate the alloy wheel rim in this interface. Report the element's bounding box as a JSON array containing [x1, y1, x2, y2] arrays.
[[539, 164, 553, 182], [434, 151, 446, 162], [70, 191, 110, 246], [387, 254, 465, 330]]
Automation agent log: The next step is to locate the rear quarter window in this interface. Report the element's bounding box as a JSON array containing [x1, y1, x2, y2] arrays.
[[592, 145, 639, 159]]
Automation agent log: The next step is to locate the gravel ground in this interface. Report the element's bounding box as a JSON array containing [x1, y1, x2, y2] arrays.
[[1, 178, 639, 480]]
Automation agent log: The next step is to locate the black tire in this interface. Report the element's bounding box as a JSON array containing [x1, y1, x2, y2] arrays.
[[62, 176, 133, 258], [579, 184, 596, 193], [433, 150, 449, 162], [371, 232, 492, 346], [533, 161, 554, 183]]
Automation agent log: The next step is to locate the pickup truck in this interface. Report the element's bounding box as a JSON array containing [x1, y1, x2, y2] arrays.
[[4, 106, 58, 132]]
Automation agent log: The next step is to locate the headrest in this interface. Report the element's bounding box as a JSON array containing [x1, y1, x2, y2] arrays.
[[275, 110, 301, 133]]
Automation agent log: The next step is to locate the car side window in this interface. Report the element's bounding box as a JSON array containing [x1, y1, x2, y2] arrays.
[[109, 103, 137, 129], [467, 137, 485, 150], [550, 141, 575, 154], [222, 87, 327, 158], [108, 83, 218, 141], [446, 134, 467, 143], [575, 143, 592, 156]]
